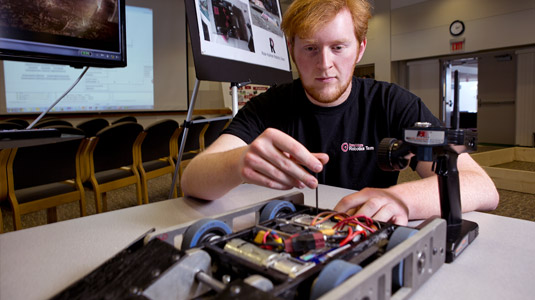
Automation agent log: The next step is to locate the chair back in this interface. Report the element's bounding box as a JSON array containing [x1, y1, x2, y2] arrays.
[[111, 116, 137, 125], [42, 125, 87, 137], [77, 118, 109, 136], [11, 139, 84, 190], [91, 122, 143, 173], [0, 121, 25, 130], [34, 119, 73, 128], [141, 119, 179, 162], [2, 118, 29, 127]]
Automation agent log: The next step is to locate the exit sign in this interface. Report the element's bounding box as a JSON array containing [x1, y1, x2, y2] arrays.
[[450, 38, 465, 52]]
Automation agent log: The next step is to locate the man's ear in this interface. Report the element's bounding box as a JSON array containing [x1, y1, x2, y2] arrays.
[[287, 40, 295, 62], [356, 38, 367, 63]]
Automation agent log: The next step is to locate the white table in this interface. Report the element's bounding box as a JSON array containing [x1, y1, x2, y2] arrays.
[[1, 184, 534, 300]]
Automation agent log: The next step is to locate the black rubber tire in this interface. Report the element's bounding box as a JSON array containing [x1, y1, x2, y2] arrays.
[[181, 218, 232, 250]]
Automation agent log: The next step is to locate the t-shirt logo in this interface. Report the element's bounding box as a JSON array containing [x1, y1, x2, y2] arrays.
[[341, 142, 375, 152]]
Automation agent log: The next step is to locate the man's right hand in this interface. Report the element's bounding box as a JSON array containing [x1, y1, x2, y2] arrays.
[[238, 128, 329, 190]]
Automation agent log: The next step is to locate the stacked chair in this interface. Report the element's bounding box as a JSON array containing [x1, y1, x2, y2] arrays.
[[111, 115, 137, 125], [2, 118, 29, 128], [0, 115, 231, 231], [33, 118, 73, 128], [2, 129, 87, 230], [0, 121, 25, 130], [0, 149, 12, 233], [76, 118, 109, 137], [84, 122, 144, 213], [137, 119, 181, 201]]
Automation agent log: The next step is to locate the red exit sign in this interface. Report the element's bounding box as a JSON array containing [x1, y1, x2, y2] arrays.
[[450, 38, 465, 52]]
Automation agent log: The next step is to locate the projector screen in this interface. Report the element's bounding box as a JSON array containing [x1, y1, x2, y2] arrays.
[[0, 0, 188, 114]]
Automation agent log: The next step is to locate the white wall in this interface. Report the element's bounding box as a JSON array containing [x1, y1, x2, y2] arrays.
[[379, 0, 535, 146], [390, 0, 535, 61], [407, 59, 440, 117], [359, 0, 392, 82]]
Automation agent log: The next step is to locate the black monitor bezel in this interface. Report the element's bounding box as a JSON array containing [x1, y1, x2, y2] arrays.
[[0, 0, 127, 69]]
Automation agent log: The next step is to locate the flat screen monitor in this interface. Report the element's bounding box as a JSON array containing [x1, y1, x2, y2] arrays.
[[186, 0, 292, 86], [0, 0, 127, 68]]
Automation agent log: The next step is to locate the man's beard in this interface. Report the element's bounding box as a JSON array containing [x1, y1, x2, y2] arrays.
[[302, 77, 352, 104]]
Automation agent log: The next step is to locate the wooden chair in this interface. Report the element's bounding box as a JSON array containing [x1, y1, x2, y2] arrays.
[[4, 137, 86, 230], [137, 120, 180, 202], [76, 118, 109, 137], [84, 122, 144, 213], [0, 149, 12, 233]]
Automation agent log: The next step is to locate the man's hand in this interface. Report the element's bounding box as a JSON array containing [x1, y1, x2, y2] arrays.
[[334, 187, 409, 225], [238, 128, 329, 190]]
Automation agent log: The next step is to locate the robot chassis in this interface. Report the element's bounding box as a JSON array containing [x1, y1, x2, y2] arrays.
[[52, 192, 447, 300]]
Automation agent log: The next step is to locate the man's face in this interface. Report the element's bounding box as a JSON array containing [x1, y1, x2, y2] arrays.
[[291, 9, 366, 106]]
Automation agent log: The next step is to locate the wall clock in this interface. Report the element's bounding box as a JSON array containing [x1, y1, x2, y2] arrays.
[[449, 20, 465, 36]]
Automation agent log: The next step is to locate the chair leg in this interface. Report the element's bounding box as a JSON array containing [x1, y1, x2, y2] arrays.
[[141, 178, 149, 205], [79, 193, 87, 217], [136, 182, 143, 205], [172, 184, 178, 199], [94, 190, 103, 213], [47, 207, 58, 224], [102, 192, 108, 212], [12, 208, 22, 231]]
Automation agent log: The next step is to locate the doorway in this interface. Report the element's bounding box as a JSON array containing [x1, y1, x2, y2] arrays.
[[441, 58, 478, 129], [441, 51, 516, 145]]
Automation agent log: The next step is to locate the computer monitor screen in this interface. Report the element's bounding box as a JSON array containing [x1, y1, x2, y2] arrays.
[[2, 5, 152, 114], [0, 0, 127, 68]]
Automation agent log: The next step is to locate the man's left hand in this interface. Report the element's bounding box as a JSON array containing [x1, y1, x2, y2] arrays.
[[334, 187, 409, 225]]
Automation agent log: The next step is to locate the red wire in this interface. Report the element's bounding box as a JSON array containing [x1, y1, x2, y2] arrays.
[[333, 215, 376, 233], [340, 229, 367, 247], [339, 226, 353, 246], [262, 230, 271, 244]]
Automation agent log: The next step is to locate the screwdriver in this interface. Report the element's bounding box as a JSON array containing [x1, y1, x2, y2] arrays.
[[315, 173, 319, 214], [316, 185, 319, 214]]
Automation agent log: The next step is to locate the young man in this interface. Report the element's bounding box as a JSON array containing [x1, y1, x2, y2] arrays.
[[181, 0, 499, 225]]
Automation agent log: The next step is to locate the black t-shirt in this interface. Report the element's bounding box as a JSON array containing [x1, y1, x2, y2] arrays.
[[223, 77, 441, 190]]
